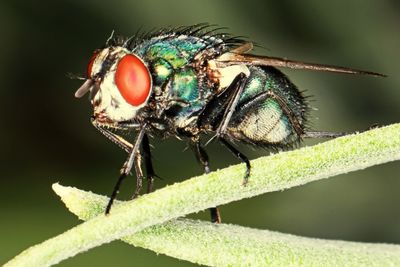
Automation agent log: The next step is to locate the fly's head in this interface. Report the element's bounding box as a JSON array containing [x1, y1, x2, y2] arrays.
[[75, 46, 152, 128]]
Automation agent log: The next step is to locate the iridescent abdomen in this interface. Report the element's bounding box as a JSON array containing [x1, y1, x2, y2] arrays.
[[227, 66, 308, 147]]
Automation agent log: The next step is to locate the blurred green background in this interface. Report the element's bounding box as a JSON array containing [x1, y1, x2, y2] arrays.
[[1, 0, 399, 266]]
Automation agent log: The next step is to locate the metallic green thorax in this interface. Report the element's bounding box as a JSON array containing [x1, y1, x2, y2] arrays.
[[132, 34, 229, 133]]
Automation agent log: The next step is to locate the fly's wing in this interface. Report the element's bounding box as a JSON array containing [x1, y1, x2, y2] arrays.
[[217, 43, 386, 77], [229, 42, 254, 54]]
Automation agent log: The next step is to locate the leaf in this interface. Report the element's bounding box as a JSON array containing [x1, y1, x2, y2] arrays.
[[56, 184, 400, 266], [5, 123, 400, 266]]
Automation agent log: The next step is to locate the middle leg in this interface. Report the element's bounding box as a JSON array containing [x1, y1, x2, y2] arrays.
[[190, 138, 221, 223]]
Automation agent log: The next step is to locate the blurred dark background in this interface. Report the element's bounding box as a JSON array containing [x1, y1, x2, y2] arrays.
[[1, 0, 399, 266]]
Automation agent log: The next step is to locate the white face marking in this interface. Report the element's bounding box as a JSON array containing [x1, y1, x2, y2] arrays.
[[89, 47, 149, 124], [92, 69, 140, 123]]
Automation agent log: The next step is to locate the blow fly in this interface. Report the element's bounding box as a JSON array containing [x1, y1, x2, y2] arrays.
[[74, 24, 384, 222]]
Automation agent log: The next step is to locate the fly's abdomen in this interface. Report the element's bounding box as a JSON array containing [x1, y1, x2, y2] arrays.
[[227, 66, 308, 148]]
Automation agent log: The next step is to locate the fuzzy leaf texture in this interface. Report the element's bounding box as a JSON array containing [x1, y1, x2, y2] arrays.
[[5, 123, 400, 266], [54, 184, 400, 266]]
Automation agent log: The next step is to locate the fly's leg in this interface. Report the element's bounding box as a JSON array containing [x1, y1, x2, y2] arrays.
[[303, 124, 379, 138], [92, 119, 156, 207], [142, 133, 157, 194], [131, 151, 144, 199], [218, 138, 251, 185], [190, 138, 221, 223], [105, 125, 147, 214], [215, 72, 247, 138], [92, 119, 145, 207], [91, 118, 133, 153], [213, 73, 251, 185], [199, 72, 252, 185], [209, 206, 221, 224], [190, 138, 211, 173], [302, 131, 348, 138]]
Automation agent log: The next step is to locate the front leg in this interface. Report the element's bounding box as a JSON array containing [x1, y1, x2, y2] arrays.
[[91, 117, 133, 153], [141, 133, 157, 194], [92, 119, 157, 195], [105, 124, 147, 214]]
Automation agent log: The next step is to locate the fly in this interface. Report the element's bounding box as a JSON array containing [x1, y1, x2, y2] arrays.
[[74, 24, 385, 223]]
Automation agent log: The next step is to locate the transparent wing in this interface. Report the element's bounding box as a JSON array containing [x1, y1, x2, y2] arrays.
[[218, 44, 386, 77]]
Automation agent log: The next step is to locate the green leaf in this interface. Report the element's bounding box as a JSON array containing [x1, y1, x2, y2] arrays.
[[5, 123, 400, 266], [56, 184, 400, 266]]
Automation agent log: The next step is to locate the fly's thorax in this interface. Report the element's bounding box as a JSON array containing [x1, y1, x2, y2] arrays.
[[151, 66, 210, 131], [84, 46, 153, 125]]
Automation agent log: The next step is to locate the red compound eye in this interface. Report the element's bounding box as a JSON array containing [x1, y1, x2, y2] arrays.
[[115, 54, 151, 106], [87, 51, 98, 78]]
